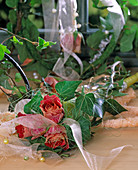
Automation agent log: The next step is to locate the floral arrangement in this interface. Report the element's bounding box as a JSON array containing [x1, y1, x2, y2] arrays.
[[0, 73, 128, 165]]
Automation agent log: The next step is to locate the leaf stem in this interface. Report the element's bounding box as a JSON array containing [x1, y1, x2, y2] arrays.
[[0, 27, 38, 45]]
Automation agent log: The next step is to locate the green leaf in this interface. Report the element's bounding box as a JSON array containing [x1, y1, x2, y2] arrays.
[[24, 61, 50, 77], [36, 37, 56, 51], [30, 0, 42, 7], [100, 15, 113, 30], [86, 30, 105, 57], [87, 30, 105, 48], [96, 63, 107, 75], [0, 46, 4, 60], [8, 9, 17, 24], [122, 7, 129, 22], [111, 90, 127, 97], [128, 0, 138, 6], [12, 86, 22, 97], [6, 0, 18, 7], [24, 91, 43, 114], [55, 81, 82, 100], [78, 116, 91, 143], [63, 101, 75, 118], [15, 73, 22, 82], [11, 36, 23, 45], [104, 99, 127, 116], [120, 30, 136, 52], [92, 0, 99, 6], [75, 93, 95, 116], [0, 75, 12, 90], [0, 44, 11, 60], [93, 98, 105, 118], [19, 86, 27, 93]]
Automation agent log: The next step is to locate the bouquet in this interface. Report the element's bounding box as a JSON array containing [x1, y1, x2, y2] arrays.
[[0, 72, 128, 168]]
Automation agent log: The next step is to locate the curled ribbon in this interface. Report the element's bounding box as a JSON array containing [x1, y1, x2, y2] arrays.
[[64, 118, 132, 170]]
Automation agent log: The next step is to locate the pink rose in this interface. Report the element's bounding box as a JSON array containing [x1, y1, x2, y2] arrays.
[[44, 125, 69, 150], [39, 95, 64, 123]]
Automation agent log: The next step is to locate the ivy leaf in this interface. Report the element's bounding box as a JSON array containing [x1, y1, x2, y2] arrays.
[[120, 25, 137, 52], [30, 0, 42, 7], [6, 0, 18, 7], [75, 93, 95, 116], [78, 116, 91, 143], [92, 0, 99, 6], [104, 99, 127, 116], [0, 44, 11, 60], [63, 101, 75, 118], [0, 46, 4, 60], [36, 37, 56, 51], [24, 91, 43, 114], [120, 32, 136, 52], [96, 63, 107, 75], [93, 98, 105, 118], [15, 73, 22, 82], [8, 9, 17, 25], [128, 0, 138, 6], [18, 86, 27, 93], [55, 81, 82, 100], [11, 36, 23, 45], [111, 90, 127, 97], [86, 30, 105, 57], [87, 30, 105, 48], [0, 75, 12, 90]]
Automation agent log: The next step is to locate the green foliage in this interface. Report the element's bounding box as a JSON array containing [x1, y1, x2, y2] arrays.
[[78, 116, 91, 143], [15, 73, 22, 82], [87, 30, 105, 57], [104, 99, 127, 116], [93, 98, 105, 118], [55, 81, 82, 100], [75, 93, 95, 116], [63, 101, 75, 118], [11, 36, 23, 45], [30, 0, 42, 6], [120, 24, 137, 52], [36, 37, 56, 51], [6, 0, 18, 8], [127, 0, 138, 6], [24, 90, 43, 114], [0, 44, 11, 60], [8, 10, 17, 25], [0, 74, 12, 90]]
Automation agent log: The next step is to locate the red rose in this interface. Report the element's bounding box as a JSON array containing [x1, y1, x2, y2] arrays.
[[15, 112, 46, 140], [39, 95, 64, 123], [15, 112, 32, 138], [44, 125, 69, 150]]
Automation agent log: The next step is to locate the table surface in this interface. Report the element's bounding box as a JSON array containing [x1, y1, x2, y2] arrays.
[[0, 90, 138, 170]]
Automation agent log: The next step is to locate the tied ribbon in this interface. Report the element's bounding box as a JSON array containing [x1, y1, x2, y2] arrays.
[[42, 0, 83, 80], [64, 118, 131, 170]]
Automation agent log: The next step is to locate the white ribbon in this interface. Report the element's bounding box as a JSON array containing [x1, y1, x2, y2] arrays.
[[42, 0, 83, 80], [64, 118, 131, 170]]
